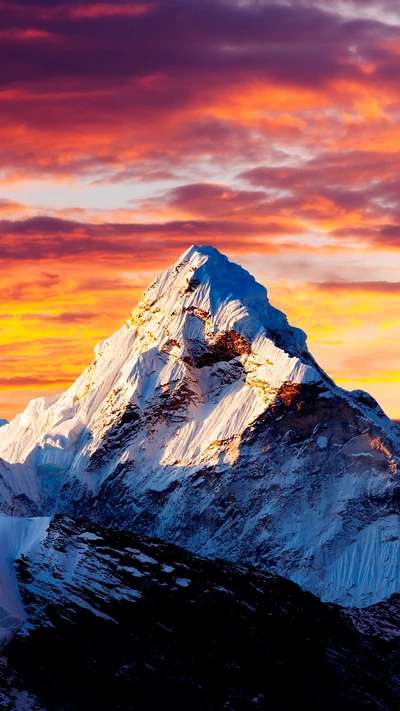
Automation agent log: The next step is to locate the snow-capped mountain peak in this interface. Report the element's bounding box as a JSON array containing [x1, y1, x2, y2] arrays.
[[138, 244, 308, 355], [0, 245, 322, 469], [0, 246, 398, 607]]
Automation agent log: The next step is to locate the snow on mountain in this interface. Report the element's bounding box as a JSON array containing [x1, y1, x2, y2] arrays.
[[0, 245, 398, 607], [0, 515, 50, 651], [0, 245, 321, 467]]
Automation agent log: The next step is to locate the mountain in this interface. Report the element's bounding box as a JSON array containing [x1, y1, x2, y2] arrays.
[[0, 245, 398, 606], [1, 514, 400, 711]]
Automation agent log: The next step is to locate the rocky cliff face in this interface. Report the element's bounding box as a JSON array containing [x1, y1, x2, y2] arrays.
[[0, 246, 398, 606], [1, 514, 400, 711]]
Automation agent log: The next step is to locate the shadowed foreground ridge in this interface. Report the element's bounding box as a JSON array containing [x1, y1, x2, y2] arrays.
[[1, 514, 400, 711]]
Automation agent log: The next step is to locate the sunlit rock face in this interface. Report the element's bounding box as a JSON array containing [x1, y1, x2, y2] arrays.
[[0, 245, 398, 607]]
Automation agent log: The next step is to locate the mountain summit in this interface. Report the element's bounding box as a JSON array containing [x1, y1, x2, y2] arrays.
[[0, 245, 398, 607]]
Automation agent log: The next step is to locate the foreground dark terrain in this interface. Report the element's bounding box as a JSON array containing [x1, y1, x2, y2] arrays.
[[1, 515, 400, 710]]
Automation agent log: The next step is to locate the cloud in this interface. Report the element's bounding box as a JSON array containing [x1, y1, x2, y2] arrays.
[[331, 224, 400, 247], [0, 198, 24, 210], [0, 214, 302, 267], [311, 280, 400, 292], [68, 3, 156, 20], [0, 272, 60, 301], [0, 0, 400, 185], [238, 151, 400, 244], [0, 376, 65, 386], [20, 311, 98, 324], [146, 182, 272, 218]]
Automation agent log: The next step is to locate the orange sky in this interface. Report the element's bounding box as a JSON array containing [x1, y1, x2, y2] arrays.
[[0, 0, 399, 420]]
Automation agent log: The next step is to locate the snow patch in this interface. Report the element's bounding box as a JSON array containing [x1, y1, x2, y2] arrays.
[[0, 515, 51, 649]]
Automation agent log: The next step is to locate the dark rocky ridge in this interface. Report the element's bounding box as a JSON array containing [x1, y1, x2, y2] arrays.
[[1, 515, 400, 710]]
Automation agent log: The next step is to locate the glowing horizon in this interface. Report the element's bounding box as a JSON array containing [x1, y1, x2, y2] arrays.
[[1, 0, 399, 420]]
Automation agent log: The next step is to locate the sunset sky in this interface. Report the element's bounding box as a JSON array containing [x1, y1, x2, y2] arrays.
[[1, 0, 400, 420]]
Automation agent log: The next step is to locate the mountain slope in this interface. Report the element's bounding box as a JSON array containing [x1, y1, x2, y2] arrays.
[[0, 246, 398, 606], [1, 514, 400, 711]]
